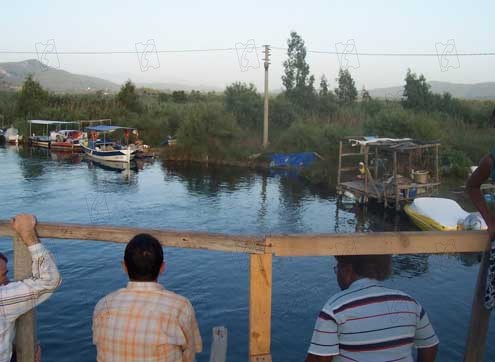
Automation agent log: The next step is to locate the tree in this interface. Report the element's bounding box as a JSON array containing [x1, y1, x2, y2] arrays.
[[224, 82, 263, 130], [319, 75, 329, 97], [17, 75, 48, 117], [172, 91, 187, 103], [117, 80, 141, 112], [318, 75, 338, 117], [335, 69, 358, 104], [361, 86, 372, 102], [282, 31, 316, 108], [401, 69, 432, 110]]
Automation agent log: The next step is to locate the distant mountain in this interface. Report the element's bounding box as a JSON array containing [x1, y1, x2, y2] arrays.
[[0, 59, 119, 93], [369, 81, 495, 100], [136, 82, 223, 92]]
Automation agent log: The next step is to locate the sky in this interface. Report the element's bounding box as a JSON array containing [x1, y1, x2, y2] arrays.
[[1, 0, 494, 91]]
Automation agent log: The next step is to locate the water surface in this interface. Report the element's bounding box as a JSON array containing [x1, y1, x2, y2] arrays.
[[0, 145, 493, 361]]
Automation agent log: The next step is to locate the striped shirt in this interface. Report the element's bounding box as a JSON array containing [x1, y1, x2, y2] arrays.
[[308, 278, 438, 361], [93, 281, 202, 362], [0, 243, 61, 362]]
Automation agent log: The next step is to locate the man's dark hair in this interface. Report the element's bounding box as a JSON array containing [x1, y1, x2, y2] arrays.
[[0, 252, 7, 263], [335, 255, 392, 281], [124, 234, 163, 281]]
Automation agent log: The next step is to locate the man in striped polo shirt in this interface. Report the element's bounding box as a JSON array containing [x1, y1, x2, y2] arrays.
[[306, 255, 438, 362]]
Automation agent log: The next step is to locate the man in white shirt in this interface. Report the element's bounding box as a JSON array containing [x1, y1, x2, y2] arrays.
[[0, 214, 61, 362], [306, 255, 438, 362]]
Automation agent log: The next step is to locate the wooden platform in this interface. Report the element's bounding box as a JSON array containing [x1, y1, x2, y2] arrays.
[[338, 179, 441, 206]]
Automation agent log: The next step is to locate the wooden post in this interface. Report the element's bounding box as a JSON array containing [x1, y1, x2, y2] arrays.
[[463, 250, 492, 362], [435, 145, 439, 186], [374, 147, 379, 180], [337, 141, 343, 187], [13, 236, 37, 362], [393, 151, 400, 211], [209, 326, 228, 362], [249, 253, 272, 362], [364, 145, 368, 203]]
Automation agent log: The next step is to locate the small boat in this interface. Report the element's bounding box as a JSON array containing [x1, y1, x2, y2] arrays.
[[2, 126, 23, 145], [404, 197, 487, 231], [50, 130, 84, 151], [81, 125, 136, 163], [28, 120, 79, 149]]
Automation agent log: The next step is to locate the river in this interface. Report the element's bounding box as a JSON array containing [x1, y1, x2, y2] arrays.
[[0, 145, 493, 361]]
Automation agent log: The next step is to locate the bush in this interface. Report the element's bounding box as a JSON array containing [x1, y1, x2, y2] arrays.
[[364, 108, 441, 141], [176, 102, 241, 159]]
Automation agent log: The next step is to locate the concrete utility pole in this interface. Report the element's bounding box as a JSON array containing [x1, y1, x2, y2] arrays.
[[262, 45, 271, 148]]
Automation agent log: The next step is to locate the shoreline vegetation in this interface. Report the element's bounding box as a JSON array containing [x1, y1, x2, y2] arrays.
[[1, 31, 494, 188]]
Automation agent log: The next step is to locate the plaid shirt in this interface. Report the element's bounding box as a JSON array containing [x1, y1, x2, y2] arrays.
[[0, 244, 61, 362], [93, 282, 202, 362]]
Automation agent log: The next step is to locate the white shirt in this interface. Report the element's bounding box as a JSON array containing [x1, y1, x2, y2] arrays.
[[308, 278, 439, 361], [0, 244, 61, 362]]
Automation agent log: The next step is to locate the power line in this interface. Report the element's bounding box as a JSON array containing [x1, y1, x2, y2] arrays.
[[0, 46, 493, 57], [0, 47, 245, 55], [271, 46, 495, 57]]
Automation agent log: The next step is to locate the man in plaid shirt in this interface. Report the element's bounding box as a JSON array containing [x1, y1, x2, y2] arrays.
[[93, 233, 202, 362], [0, 214, 61, 362]]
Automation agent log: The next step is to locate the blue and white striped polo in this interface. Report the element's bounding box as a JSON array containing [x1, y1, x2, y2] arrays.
[[308, 278, 438, 361]]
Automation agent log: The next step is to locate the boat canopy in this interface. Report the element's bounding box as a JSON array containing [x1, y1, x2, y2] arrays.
[[85, 125, 135, 132], [28, 120, 78, 125]]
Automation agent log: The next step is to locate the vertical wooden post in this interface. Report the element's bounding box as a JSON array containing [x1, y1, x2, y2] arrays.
[[393, 151, 400, 211], [435, 145, 439, 185], [374, 147, 379, 180], [249, 253, 272, 362], [14, 236, 37, 362], [463, 250, 492, 362], [337, 141, 343, 187], [364, 146, 368, 203]]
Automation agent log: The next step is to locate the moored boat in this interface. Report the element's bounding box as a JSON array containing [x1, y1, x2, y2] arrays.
[[3, 126, 23, 145], [28, 120, 79, 149], [404, 197, 487, 231], [81, 125, 136, 163], [50, 130, 84, 151]]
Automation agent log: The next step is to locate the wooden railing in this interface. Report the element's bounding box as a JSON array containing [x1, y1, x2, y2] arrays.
[[0, 220, 492, 362]]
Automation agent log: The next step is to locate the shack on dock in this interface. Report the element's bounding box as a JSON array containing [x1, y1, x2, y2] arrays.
[[336, 137, 440, 211]]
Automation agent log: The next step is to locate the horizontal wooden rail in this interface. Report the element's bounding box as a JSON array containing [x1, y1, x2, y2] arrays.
[[0, 221, 266, 254], [266, 231, 489, 256], [0, 220, 490, 257]]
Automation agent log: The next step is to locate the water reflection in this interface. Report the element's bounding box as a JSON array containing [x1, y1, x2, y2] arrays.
[[161, 161, 257, 197]]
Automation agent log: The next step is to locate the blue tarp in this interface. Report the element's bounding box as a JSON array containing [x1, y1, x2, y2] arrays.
[[270, 152, 319, 168]]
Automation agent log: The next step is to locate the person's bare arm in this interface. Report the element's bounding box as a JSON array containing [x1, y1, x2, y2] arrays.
[[305, 353, 333, 362], [417, 344, 438, 362], [466, 154, 495, 238]]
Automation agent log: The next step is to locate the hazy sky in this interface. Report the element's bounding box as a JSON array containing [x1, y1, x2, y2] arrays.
[[1, 0, 494, 90]]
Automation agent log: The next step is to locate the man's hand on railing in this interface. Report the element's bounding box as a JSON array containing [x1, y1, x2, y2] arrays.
[[11, 214, 40, 246]]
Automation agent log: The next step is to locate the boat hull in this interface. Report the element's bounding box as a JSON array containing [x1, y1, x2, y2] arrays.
[[7, 135, 23, 145], [81, 144, 135, 162], [50, 141, 82, 151], [403, 204, 452, 231]]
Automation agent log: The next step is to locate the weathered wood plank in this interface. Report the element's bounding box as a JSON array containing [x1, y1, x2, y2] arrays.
[[0, 221, 266, 254], [209, 326, 228, 362], [14, 235, 37, 362], [249, 254, 272, 361], [267, 231, 490, 257], [463, 249, 492, 362]]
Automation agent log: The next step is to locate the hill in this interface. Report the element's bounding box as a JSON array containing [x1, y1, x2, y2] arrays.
[[369, 81, 495, 100], [0, 59, 119, 93]]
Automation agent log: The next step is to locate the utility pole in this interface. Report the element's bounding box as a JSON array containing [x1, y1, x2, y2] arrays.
[[262, 45, 271, 148]]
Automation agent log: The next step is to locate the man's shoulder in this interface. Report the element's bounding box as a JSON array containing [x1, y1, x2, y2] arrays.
[[324, 283, 417, 312]]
